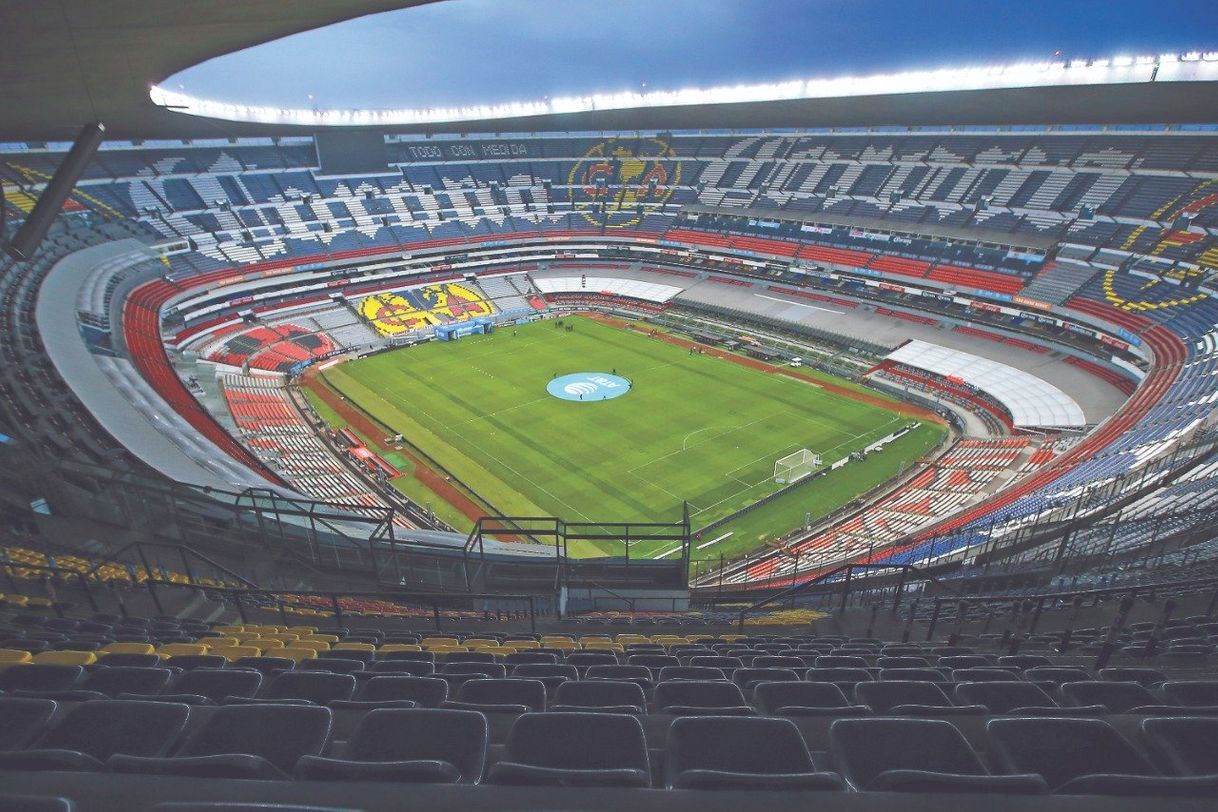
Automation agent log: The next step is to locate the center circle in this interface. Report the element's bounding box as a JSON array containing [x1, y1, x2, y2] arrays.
[[547, 372, 632, 402]]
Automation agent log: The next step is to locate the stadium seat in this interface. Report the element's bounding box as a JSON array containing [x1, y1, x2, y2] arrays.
[[1141, 717, 1218, 776], [583, 664, 653, 690], [753, 681, 870, 717], [97, 653, 164, 668], [368, 660, 434, 676], [654, 680, 754, 715], [300, 657, 365, 674], [109, 703, 333, 780], [0, 795, 73, 812], [855, 681, 985, 715], [1099, 667, 1168, 687], [296, 708, 488, 783], [805, 667, 873, 690], [136, 668, 264, 705], [0, 697, 58, 751], [551, 680, 646, 714], [952, 681, 1080, 715], [488, 712, 650, 787], [508, 663, 577, 695], [665, 716, 844, 790], [1024, 666, 1092, 688], [987, 717, 1218, 796], [1059, 681, 1177, 713], [232, 656, 295, 676], [445, 678, 546, 713], [230, 671, 355, 705], [657, 665, 727, 682], [0, 700, 189, 772], [16, 665, 173, 701], [831, 718, 1047, 793], [0, 664, 84, 693], [1161, 680, 1218, 708]]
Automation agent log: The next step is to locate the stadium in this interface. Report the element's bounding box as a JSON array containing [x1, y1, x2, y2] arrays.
[[2, 0, 1218, 808]]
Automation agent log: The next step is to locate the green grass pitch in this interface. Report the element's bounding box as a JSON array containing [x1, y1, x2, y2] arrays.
[[318, 316, 944, 560]]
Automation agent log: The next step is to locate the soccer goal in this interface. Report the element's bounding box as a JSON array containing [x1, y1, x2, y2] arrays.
[[774, 449, 822, 484]]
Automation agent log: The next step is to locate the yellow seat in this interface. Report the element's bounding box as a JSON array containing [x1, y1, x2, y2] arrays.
[[199, 637, 240, 648], [462, 638, 499, 648], [212, 625, 245, 635], [581, 642, 624, 653], [32, 650, 97, 666], [259, 633, 300, 645], [579, 636, 613, 644], [718, 634, 747, 642], [378, 643, 422, 653], [299, 634, 339, 645], [541, 635, 575, 644], [614, 635, 649, 644], [252, 638, 286, 649], [0, 649, 33, 667], [429, 647, 469, 657], [277, 647, 319, 663], [503, 640, 539, 650], [420, 638, 461, 648], [544, 641, 580, 652], [192, 645, 259, 662], [286, 626, 318, 635], [100, 642, 156, 656], [333, 642, 376, 653], [156, 643, 209, 658], [284, 640, 325, 653]]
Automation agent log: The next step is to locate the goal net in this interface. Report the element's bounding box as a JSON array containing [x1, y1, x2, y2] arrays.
[[774, 449, 821, 484]]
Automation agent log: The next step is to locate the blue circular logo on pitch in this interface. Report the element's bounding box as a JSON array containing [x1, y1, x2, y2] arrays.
[[547, 372, 631, 402]]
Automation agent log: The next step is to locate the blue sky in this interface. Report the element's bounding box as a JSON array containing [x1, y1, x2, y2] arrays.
[[169, 0, 1218, 109]]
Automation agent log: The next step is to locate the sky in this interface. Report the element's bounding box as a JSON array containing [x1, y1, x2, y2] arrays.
[[169, 0, 1218, 110]]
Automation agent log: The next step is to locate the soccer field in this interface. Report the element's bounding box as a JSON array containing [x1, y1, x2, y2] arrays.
[[316, 316, 943, 559]]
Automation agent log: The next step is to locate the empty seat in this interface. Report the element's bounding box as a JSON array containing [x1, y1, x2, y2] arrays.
[[20, 666, 174, 701], [856, 681, 984, 716], [806, 667, 873, 689], [147, 668, 263, 705], [953, 682, 1066, 715], [1141, 717, 1218, 776], [296, 708, 488, 783], [987, 717, 1218, 796], [0, 700, 189, 772], [566, 652, 619, 670], [300, 658, 364, 674], [488, 712, 650, 787], [938, 655, 992, 670], [733, 663, 798, 688], [368, 660, 433, 677], [950, 668, 1021, 682], [831, 718, 1046, 793], [877, 656, 931, 668], [94, 653, 162, 668], [1162, 680, 1218, 708], [665, 716, 843, 790], [815, 655, 869, 668], [551, 680, 646, 714], [657, 665, 726, 682], [997, 655, 1052, 670], [509, 664, 577, 695], [753, 682, 869, 717], [378, 650, 435, 663], [0, 698, 58, 751], [1024, 667, 1091, 688], [686, 656, 743, 670], [0, 794, 73, 812], [446, 678, 546, 713], [1059, 681, 1173, 714], [231, 656, 295, 676], [109, 703, 333, 780], [583, 664, 653, 690], [1099, 667, 1167, 688], [163, 655, 227, 671], [328, 676, 425, 710], [878, 667, 948, 683], [654, 680, 754, 716], [439, 662, 507, 681], [237, 671, 355, 705], [0, 664, 83, 693]]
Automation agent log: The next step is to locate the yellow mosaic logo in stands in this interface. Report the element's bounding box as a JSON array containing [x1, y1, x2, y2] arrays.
[[1100, 269, 1208, 312], [359, 283, 493, 336], [567, 137, 680, 229]]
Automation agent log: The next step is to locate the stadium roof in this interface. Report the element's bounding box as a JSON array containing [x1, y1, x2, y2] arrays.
[[2, 0, 1218, 142]]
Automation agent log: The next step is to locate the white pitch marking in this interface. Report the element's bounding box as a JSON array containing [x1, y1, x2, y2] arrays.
[[696, 532, 733, 550], [754, 293, 844, 314]]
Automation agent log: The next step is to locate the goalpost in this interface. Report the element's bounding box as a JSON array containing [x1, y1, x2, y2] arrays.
[[774, 448, 822, 484]]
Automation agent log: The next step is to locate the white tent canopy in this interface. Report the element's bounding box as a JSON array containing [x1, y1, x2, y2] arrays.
[[534, 276, 683, 303], [887, 339, 1086, 428]]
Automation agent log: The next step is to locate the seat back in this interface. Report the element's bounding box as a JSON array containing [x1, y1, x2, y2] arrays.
[[35, 700, 189, 760], [84, 666, 174, 698], [855, 680, 952, 713], [1161, 680, 1218, 707], [1141, 717, 1218, 776], [345, 708, 488, 782], [0, 664, 84, 693], [455, 678, 546, 712], [655, 680, 747, 710], [261, 671, 356, 704], [666, 716, 814, 783], [502, 712, 648, 772], [1060, 681, 1157, 713], [754, 681, 852, 715], [0, 697, 57, 751], [362, 675, 448, 707], [954, 681, 1055, 714], [986, 717, 1156, 790], [552, 680, 645, 710], [830, 717, 986, 789], [173, 668, 263, 703], [178, 703, 332, 772], [369, 660, 434, 676]]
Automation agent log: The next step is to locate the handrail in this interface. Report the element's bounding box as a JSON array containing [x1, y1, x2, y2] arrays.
[[736, 562, 957, 631], [81, 541, 261, 590], [922, 571, 1218, 642]]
